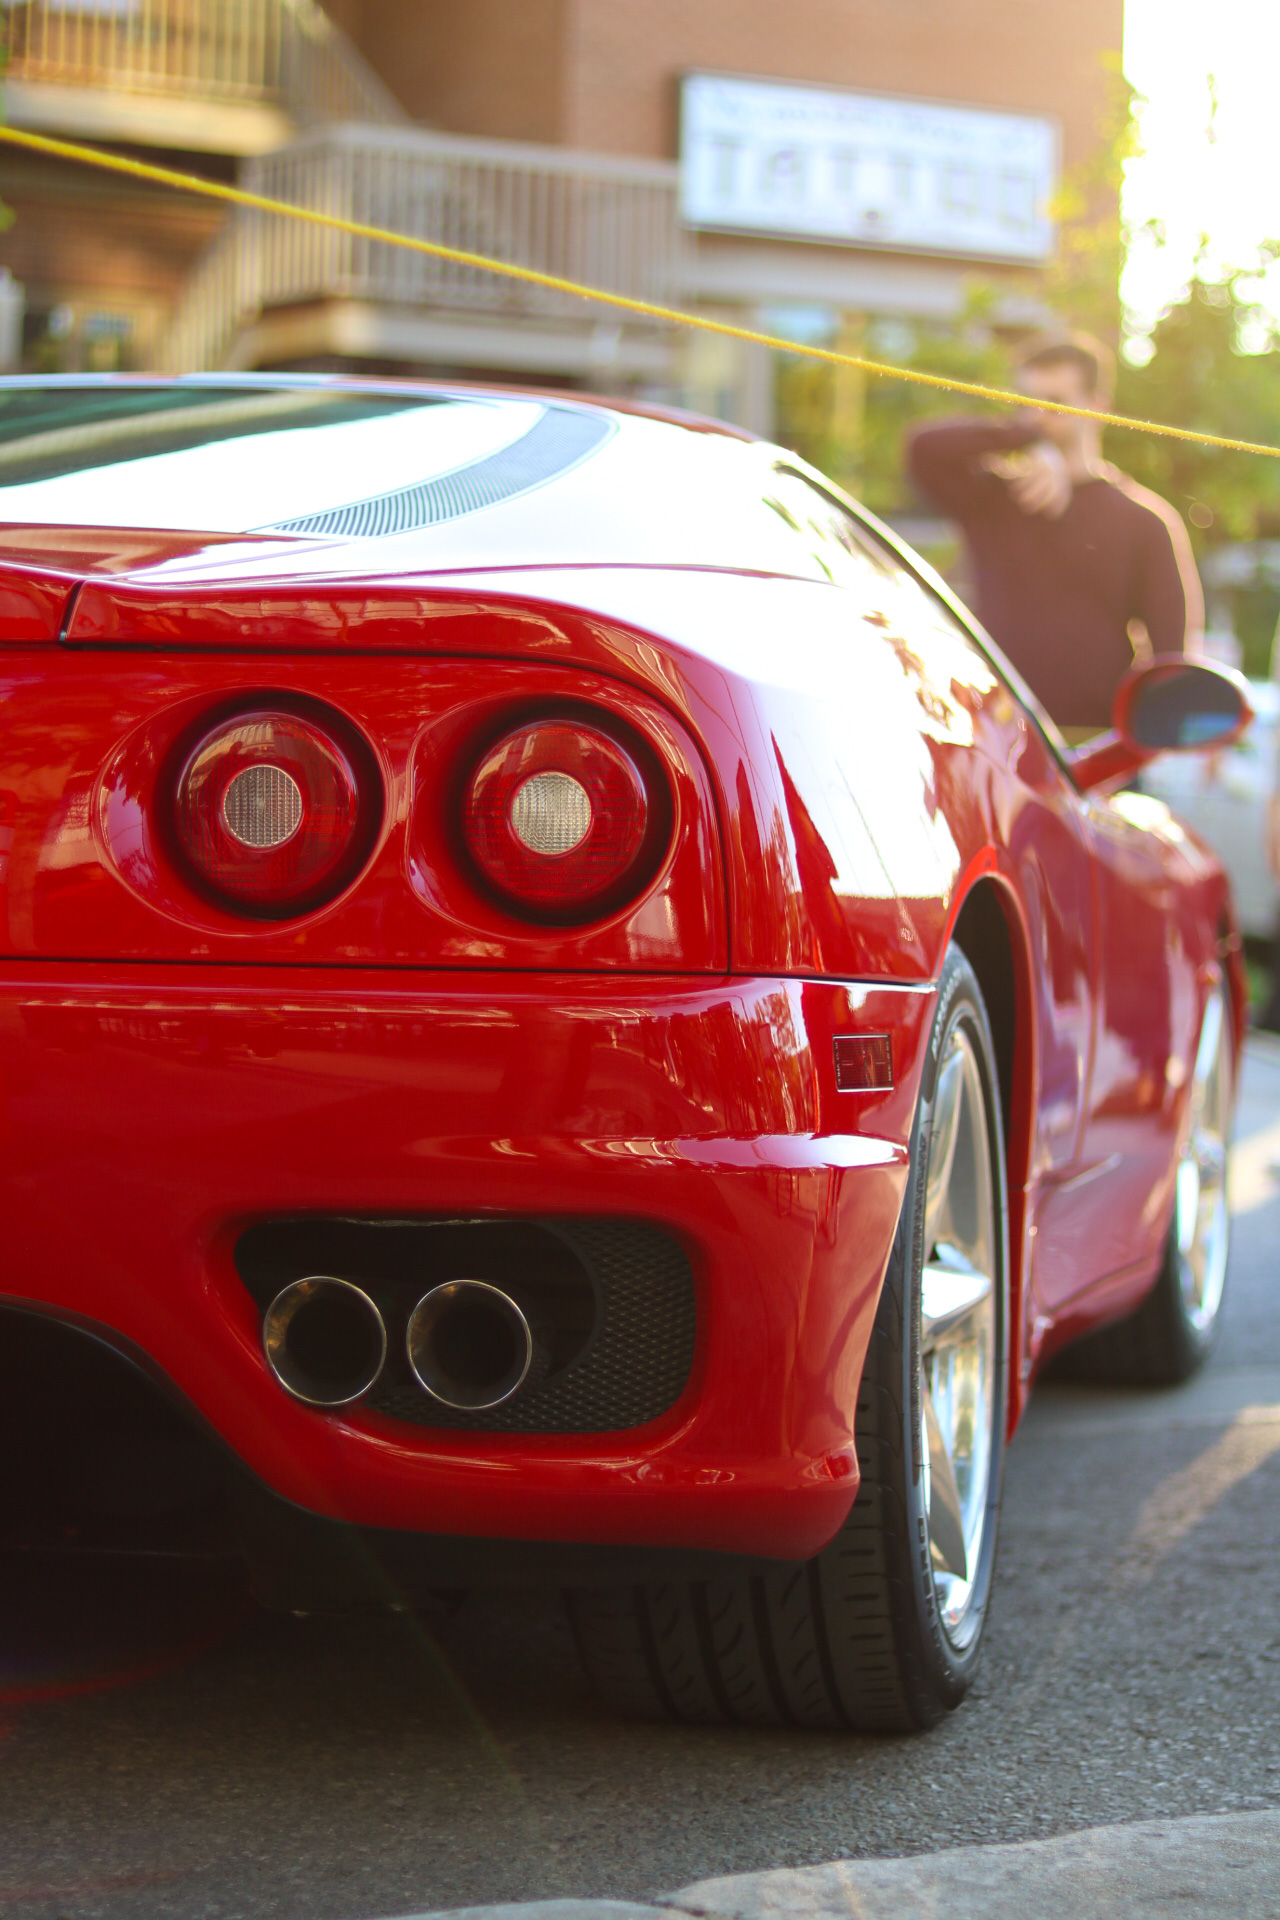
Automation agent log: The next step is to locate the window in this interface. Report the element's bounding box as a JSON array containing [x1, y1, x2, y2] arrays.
[[763, 460, 1074, 767]]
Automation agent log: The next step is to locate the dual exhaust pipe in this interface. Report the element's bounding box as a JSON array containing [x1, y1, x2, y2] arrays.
[[262, 1275, 535, 1412]]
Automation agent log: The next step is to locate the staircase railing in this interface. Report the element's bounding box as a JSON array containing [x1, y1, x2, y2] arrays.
[[0, 0, 404, 125], [158, 121, 684, 372]]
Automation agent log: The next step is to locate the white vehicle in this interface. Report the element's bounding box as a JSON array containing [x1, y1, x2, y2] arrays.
[[1141, 678, 1279, 939]]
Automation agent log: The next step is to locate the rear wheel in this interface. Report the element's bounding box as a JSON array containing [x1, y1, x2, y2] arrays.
[[1053, 981, 1233, 1387], [566, 946, 1007, 1732]]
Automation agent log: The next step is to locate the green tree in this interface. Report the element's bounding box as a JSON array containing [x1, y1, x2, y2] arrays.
[[1042, 51, 1137, 341], [1111, 256, 1280, 546], [773, 299, 1017, 519], [856, 301, 1015, 520], [1112, 256, 1280, 673]]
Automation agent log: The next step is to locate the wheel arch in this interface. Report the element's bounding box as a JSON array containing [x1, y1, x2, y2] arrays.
[[949, 874, 1037, 1433], [1216, 904, 1247, 1085]]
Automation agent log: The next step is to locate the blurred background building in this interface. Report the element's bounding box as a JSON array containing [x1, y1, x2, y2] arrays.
[[10, 2, 1280, 996], [0, 0, 1123, 456]]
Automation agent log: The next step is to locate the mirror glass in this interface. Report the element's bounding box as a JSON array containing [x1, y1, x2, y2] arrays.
[[1125, 663, 1248, 751]]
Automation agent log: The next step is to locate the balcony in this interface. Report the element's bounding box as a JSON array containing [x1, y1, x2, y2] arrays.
[[0, 0, 404, 155], [158, 121, 686, 384]]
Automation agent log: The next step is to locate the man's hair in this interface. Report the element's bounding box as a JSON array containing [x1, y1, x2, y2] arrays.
[[1017, 332, 1116, 402]]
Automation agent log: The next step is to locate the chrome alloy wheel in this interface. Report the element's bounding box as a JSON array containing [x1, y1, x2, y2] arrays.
[[1175, 984, 1232, 1337], [920, 1024, 997, 1642]]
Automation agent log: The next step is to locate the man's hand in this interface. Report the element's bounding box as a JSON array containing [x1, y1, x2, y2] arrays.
[[1005, 441, 1072, 519]]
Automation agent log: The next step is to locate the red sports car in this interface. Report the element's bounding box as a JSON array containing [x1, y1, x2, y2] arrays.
[[0, 376, 1245, 1732]]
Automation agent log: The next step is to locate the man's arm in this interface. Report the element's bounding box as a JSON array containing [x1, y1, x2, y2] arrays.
[[1129, 489, 1204, 657], [906, 416, 1040, 519]]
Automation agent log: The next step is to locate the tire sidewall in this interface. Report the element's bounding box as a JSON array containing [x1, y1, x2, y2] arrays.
[[897, 946, 1009, 1703]]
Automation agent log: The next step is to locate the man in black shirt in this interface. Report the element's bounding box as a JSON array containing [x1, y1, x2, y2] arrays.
[[907, 334, 1203, 732]]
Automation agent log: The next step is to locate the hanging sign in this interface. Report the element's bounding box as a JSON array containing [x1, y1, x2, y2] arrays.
[[680, 73, 1059, 264]]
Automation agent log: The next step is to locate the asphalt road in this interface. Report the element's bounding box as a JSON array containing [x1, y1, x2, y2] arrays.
[[4, 1046, 1280, 1920]]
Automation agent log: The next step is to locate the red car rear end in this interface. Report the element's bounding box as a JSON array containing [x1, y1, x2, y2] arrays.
[[0, 376, 1245, 1732]]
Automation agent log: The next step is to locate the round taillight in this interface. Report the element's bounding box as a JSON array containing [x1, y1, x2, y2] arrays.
[[463, 718, 659, 920], [171, 706, 377, 917]]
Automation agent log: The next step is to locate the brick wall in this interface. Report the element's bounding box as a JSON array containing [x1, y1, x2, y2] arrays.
[[335, 0, 1124, 172], [0, 150, 228, 368], [323, 0, 570, 145], [564, 0, 1122, 169]]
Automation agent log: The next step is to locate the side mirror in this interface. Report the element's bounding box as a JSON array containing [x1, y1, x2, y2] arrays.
[[1069, 656, 1254, 792]]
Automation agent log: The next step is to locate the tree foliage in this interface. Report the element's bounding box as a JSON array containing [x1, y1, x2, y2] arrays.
[[1111, 256, 1280, 547], [1042, 52, 1137, 341], [856, 306, 1015, 520], [1113, 255, 1280, 672], [775, 300, 1014, 520]]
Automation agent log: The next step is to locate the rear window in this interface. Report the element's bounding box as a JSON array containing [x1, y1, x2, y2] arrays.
[[0, 382, 565, 534]]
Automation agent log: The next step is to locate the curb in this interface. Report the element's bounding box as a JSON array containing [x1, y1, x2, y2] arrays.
[[387, 1809, 1280, 1920]]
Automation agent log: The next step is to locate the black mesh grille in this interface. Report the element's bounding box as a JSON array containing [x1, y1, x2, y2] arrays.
[[236, 1216, 696, 1435], [266, 407, 613, 540]]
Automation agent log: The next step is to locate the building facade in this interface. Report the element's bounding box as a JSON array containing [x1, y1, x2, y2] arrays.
[[0, 0, 1124, 443]]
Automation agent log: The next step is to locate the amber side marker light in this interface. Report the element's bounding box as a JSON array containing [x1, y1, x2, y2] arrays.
[[171, 705, 380, 918], [463, 716, 666, 922], [834, 1034, 894, 1091]]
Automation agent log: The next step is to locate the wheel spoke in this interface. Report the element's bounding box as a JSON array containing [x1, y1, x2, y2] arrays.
[[1175, 983, 1233, 1337], [923, 1382, 968, 1579], [1192, 987, 1224, 1098], [923, 1044, 965, 1256], [917, 1014, 999, 1637], [922, 1252, 993, 1349], [1176, 1155, 1201, 1255], [1194, 1131, 1227, 1186]]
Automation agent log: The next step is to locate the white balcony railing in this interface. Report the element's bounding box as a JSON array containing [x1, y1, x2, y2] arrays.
[[0, 0, 403, 126], [159, 122, 685, 373]]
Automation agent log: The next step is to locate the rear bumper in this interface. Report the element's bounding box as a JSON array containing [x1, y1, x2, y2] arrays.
[[0, 964, 931, 1561]]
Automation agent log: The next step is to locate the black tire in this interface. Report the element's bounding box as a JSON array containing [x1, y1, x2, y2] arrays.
[[566, 945, 1008, 1733], [1048, 1225, 1211, 1388], [1049, 985, 1233, 1390]]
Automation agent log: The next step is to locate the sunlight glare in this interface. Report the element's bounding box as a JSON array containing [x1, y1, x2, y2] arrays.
[[1123, 0, 1280, 335]]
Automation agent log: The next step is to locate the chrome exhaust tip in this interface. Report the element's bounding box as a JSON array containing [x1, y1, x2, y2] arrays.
[[406, 1279, 534, 1411], [262, 1276, 387, 1408]]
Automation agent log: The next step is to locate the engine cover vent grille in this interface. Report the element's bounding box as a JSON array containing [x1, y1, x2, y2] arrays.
[[266, 407, 612, 541]]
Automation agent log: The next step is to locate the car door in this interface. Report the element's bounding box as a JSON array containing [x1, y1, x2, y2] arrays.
[[754, 468, 1104, 1313], [994, 715, 1105, 1318], [1061, 788, 1191, 1294], [783, 476, 1100, 1192], [863, 563, 1106, 1322]]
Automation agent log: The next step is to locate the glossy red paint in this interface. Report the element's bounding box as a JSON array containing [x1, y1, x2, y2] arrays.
[[51, 567, 1007, 984], [1030, 789, 1241, 1367], [359, 564, 1239, 1417], [0, 524, 289, 578], [0, 527, 303, 644], [0, 377, 1246, 1564], [0, 965, 930, 1556], [0, 562, 75, 641]]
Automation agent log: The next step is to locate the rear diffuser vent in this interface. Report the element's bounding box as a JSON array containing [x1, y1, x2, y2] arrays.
[[235, 1215, 695, 1434]]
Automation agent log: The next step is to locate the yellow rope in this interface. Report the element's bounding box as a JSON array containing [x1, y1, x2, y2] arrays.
[[1, 121, 1276, 462]]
